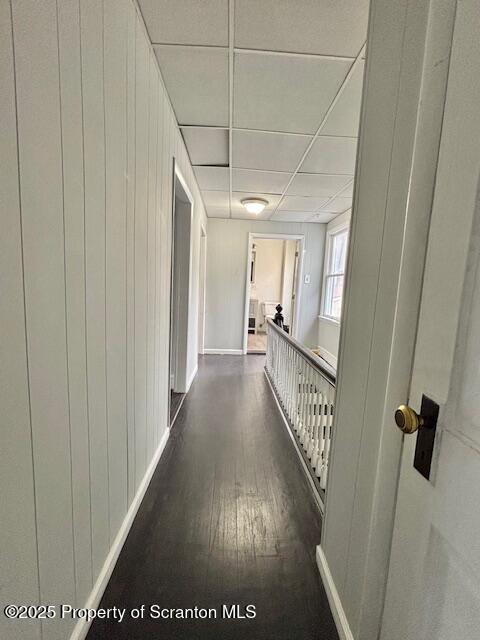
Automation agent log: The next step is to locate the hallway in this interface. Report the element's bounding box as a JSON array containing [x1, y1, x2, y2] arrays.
[[87, 356, 338, 640]]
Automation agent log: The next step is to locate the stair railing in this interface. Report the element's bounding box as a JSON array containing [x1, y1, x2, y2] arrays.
[[265, 318, 336, 502]]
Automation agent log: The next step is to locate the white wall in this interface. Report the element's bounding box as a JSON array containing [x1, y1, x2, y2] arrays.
[[251, 238, 285, 330], [317, 210, 351, 368], [205, 219, 326, 351], [0, 2, 206, 639], [316, 319, 341, 368]]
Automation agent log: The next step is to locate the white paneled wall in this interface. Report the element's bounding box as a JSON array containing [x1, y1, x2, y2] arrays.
[[0, 2, 207, 639]]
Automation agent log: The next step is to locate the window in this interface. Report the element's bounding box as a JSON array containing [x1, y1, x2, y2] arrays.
[[321, 227, 349, 322]]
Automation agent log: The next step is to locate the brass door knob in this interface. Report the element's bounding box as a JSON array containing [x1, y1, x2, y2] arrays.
[[394, 404, 424, 434]]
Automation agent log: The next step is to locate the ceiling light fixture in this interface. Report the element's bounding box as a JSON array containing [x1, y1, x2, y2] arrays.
[[241, 197, 269, 215]]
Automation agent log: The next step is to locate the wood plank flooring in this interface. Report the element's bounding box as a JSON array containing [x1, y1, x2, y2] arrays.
[[87, 355, 339, 640], [170, 390, 185, 426], [247, 332, 267, 353]]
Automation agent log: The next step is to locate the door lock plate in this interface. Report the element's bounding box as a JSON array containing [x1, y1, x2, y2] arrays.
[[413, 395, 439, 480]]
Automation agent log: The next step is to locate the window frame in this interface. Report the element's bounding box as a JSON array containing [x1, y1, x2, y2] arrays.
[[320, 222, 350, 323]]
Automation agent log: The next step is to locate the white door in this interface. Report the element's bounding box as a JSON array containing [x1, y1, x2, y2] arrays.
[[290, 242, 300, 336], [381, 2, 480, 638], [198, 229, 206, 355]]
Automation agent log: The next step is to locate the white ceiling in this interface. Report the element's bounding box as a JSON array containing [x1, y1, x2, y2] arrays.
[[138, 0, 369, 223]]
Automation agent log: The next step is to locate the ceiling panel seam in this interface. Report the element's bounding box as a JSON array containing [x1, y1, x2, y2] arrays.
[[267, 42, 366, 220]]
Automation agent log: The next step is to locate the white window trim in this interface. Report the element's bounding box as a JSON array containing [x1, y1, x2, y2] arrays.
[[320, 220, 350, 323]]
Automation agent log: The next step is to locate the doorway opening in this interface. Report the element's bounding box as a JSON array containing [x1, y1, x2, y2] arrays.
[[243, 233, 304, 354], [169, 165, 194, 426], [198, 225, 207, 356]]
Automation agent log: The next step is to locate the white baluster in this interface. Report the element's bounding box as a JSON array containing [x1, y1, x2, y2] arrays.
[[315, 392, 326, 480], [265, 321, 336, 497], [298, 359, 307, 440], [302, 365, 311, 450], [310, 388, 323, 471], [294, 352, 301, 432], [300, 363, 311, 449], [306, 372, 318, 460], [320, 393, 334, 489]]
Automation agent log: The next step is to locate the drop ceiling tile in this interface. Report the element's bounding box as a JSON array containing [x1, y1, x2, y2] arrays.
[[321, 60, 365, 137], [233, 130, 311, 173], [201, 190, 230, 208], [231, 208, 272, 221], [320, 197, 352, 213], [194, 166, 229, 191], [231, 191, 281, 219], [234, 0, 369, 57], [301, 136, 357, 174], [232, 169, 291, 194], [232, 209, 272, 221], [309, 212, 339, 223], [205, 206, 230, 218], [154, 45, 228, 126], [181, 127, 228, 165], [287, 173, 352, 198], [336, 179, 355, 197], [234, 51, 351, 134], [202, 191, 230, 217], [270, 211, 315, 223], [138, 0, 228, 46], [279, 195, 329, 212]]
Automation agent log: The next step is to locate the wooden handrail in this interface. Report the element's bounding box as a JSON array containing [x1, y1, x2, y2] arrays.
[[266, 318, 336, 386]]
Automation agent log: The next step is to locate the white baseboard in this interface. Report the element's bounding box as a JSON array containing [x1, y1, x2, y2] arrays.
[[186, 362, 198, 392], [70, 427, 170, 640], [316, 545, 355, 640], [203, 348, 243, 355]]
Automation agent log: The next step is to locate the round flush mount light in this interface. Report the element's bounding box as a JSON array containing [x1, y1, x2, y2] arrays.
[[241, 197, 269, 215]]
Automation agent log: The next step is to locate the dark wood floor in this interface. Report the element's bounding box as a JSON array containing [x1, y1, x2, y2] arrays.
[[170, 390, 185, 426], [87, 355, 338, 640]]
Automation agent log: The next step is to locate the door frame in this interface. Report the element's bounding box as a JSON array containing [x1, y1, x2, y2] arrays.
[[198, 223, 207, 355], [169, 161, 194, 394], [242, 232, 305, 355], [317, 0, 457, 638]]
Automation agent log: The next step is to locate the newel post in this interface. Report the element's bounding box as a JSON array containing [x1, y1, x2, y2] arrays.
[[274, 304, 284, 329]]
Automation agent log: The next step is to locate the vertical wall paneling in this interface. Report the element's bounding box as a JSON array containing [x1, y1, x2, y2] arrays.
[[164, 106, 173, 433], [154, 84, 165, 446], [80, 0, 110, 578], [3, 3, 208, 638], [159, 92, 172, 439], [0, 3, 41, 639], [134, 22, 149, 487], [162, 105, 174, 424], [11, 0, 76, 634], [146, 61, 158, 458], [57, 0, 93, 607], [125, 0, 137, 505], [104, 0, 129, 542], [166, 109, 175, 388]]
